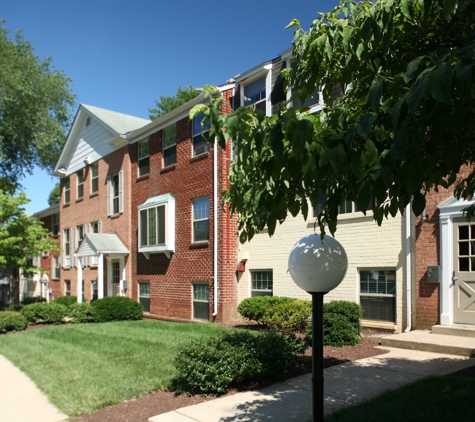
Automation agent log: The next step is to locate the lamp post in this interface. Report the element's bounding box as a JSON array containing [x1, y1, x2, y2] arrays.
[[40, 274, 50, 303], [288, 234, 348, 422]]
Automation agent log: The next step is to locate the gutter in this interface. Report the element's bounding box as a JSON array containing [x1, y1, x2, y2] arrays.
[[405, 203, 412, 332], [213, 136, 219, 317]]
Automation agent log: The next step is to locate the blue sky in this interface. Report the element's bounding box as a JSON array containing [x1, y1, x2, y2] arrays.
[[3, 0, 340, 214]]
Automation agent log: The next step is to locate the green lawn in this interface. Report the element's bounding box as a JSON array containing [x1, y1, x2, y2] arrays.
[[325, 373, 475, 422], [0, 320, 230, 417]]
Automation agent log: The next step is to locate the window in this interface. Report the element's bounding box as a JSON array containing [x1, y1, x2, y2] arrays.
[[91, 162, 99, 193], [53, 256, 60, 279], [91, 280, 98, 301], [64, 177, 70, 204], [193, 197, 209, 242], [65, 280, 71, 296], [77, 225, 85, 244], [85, 116, 91, 127], [77, 170, 84, 199], [251, 270, 273, 297], [139, 282, 150, 313], [163, 126, 176, 167], [64, 229, 71, 267], [140, 205, 165, 246], [193, 283, 209, 320], [107, 171, 123, 215], [138, 194, 176, 258], [244, 77, 266, 111], [360, 270, 396, 323], [90, 221, 101, 266], [313, 192, 376, 217], [138, 139, 149, 176], [192, 112, 210, 157], [52, 213, 59, 236]]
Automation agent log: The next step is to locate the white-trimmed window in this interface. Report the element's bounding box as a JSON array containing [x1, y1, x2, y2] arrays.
[[77, 170, 84, 199], [192, 112, 210, 157], [91, 280, 98, 301], [313, 192, 376, 217], [64, 229, 71, 267], [192, 197, 209, 242], [251, 270, 273, 297], [91, 162, 99, 193], [65, 280, 71, 296], [77, 225, 85, 244], [52, 213, 59, 236], [360, 269, 396, 323], [138, 194, 175, 258], [90, 221, 101, 266], [140, 206, 166, 247], [163, 125, 177, 167], [53, 256, 60, 280], [293, 86, 322, 110], [64, 177, 70, 204], [107, 171, 123, 216], [193, 282, 209, 320], [139, 281, 150, 313], [244, 77, 266, 111], [138, 139, 149, 176]]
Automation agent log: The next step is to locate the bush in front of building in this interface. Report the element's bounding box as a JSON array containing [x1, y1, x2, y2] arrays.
[[21, 296, 47, 306], [90, 296, 143, 322], [306, 300, 363, 347], [0, 311, 28, 333], [20, 302, 68, 325], [69, 303, 95, 324], [173, 329, 298, 394], [262, 298, 312, 335], [52, 296, 78, 308], [237, 296, 301, 325]]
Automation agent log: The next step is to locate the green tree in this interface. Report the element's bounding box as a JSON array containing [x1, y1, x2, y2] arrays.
[[48, 182, 60, 206], [194, 0, 475, 242], [0, 23, 76, 192], [149, 85, 200, 120], [0, 191, 59, 272]]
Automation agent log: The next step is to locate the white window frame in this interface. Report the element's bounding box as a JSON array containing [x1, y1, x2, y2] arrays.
[[163, 125, 177, 167], [52, 213, 59, 236], [238, 65, 272, 115], [107, 171, 123, 216], [192, 282, 209, 321], [250, 270, 273, 297], [90, 162, 99, 194], [359, 269, 396, 323], [138, 139, 150, 176], [77, 170, 84, 199], [64, 177, 70, 204], [65, 280, 71, 296], [138, 194, 175, 259], [64, 229, 71, 267], [90, 221, 101, 266], [192, 112, 210, 157], [52, 256, 60, 280], [138, 281, 151, 313], [192, 197, 210, 243]]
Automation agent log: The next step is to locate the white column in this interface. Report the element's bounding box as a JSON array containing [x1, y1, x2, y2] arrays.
[[98, 253, 104, 299], [77, 258, 83, 304], [121, 257, 126, 296], [439, 215, 453, 325]]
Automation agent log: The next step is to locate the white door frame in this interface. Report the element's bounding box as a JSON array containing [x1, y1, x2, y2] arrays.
[[438, 196, 475, 325], [106, 255, 126, 296]]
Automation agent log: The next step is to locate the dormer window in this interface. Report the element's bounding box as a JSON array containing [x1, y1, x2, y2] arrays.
[[244, 78, 266, 111]]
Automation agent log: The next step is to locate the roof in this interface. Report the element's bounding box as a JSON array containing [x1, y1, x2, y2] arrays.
[[76, 233, 129, 257], [81, 104, 150, 135]]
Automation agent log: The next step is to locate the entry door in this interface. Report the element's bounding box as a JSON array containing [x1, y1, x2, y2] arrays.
[[453, 221, 475, 324], [111, 260, 121, 296]]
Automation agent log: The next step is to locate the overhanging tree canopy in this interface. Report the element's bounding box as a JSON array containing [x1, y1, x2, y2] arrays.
[[194, 0, 475, 242]]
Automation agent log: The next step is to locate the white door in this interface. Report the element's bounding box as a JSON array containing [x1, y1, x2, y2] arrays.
[[453, 220, 475, 324], [110, 259, 121, 296]]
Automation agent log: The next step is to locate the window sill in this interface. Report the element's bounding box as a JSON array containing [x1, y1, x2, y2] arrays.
[[89, 192, 99, 198], [190, 241, 209, 249], [63, 203, 70, 208], [161, 164, 176, 174], [76, 198, 84, 203], [136, 174, 149, 182], [190, 152, 209, 164]]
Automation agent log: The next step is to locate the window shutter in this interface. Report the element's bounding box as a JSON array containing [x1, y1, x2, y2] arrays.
[[119, 170, 124, 214], [85, 225, 90, 266], [107, 175, 111, 216], [61, 230, 65, 268], [98, 221, 102, 233], [71, 228, 76, 267]]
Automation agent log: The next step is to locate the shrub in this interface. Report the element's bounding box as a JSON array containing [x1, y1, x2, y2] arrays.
[[173, 330, 297, 394], [306, 300, 362, 347], [237, 296, 296, 325], [90, 296, 142, 322], [69, 303, 95, 324], [20, 302, 68, 325], [0, 312, 28, 333], [52, 296, 78, 308], [21, 296, 46, 306], [262, 298, 311, 335], [3, 304, 22, 312]]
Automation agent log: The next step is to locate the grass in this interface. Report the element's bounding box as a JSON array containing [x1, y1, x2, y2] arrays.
[[325, 374, 475, 422], [0, 320, 230, 417]]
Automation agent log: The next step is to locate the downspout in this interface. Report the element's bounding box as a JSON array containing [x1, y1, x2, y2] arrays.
[[405, 203, 412, 332], [213, 137, 218, 317]]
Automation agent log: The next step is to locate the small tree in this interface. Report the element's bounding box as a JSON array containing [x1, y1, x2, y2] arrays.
[[149, 85, 200, 120], [48, 182, 60, 206]]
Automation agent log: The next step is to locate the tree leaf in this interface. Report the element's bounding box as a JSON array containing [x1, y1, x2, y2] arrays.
[[442, 0, 458, 22], [367, 79, 383, 112], [412, 192, 426, 216], [428, 62, 452, 105]]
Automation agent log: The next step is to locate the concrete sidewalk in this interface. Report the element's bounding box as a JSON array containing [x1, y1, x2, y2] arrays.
[[0, 354, 68, 422], [149, 347, 475, 422]]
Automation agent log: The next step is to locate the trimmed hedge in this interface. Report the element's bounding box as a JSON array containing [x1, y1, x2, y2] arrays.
[[69, 303, 95, 324], [0, 312, 28, 333], [20, 302, 68, 325], [21, 296, 46, 306], [173, 330, 298, 394], [52, 296, 78, 308], [237, 296, 295, 325], [90, 296, 142, 322]]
